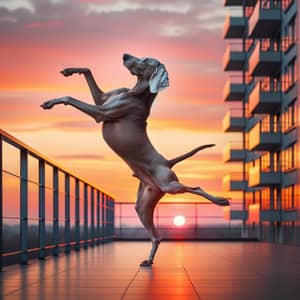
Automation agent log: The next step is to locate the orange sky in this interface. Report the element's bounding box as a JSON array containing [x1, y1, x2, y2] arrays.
[[0, 0, 243, 206]]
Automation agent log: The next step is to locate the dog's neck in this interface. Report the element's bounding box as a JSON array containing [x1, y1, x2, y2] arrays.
[[129, 77, 157, 106]]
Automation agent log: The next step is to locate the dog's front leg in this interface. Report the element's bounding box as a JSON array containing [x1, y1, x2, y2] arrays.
[[41, 96, 106, 123], [61, 68, 105, 105]]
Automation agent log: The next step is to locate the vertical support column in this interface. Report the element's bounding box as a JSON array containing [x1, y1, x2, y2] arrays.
[[241, 3, 247, 239], [90, 187, 95, 247], [119, 203, 122, 239], [75, 179, 80, 251], [20, 149, 28, 264], [107, 198, 111, 239], [38, 159, 46, 259], [65, 174, 70, 253], [194, 203, 198, 239], [53, 167, 59, 256], [111, 199, 115, 240], [101, 193, 105, 242], [96, 191, 100, 245], [84, 183, 88, 249], [0, 135, 3, 271]]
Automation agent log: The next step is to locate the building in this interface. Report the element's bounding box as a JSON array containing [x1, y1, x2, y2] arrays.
[[222, 0, 299, 244]]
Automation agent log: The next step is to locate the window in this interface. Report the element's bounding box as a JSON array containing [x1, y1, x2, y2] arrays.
[[282, 100, 296, 132], [281, 143, 296, 171], [281, 186, 294, 209], [283, 59, 297, 91]]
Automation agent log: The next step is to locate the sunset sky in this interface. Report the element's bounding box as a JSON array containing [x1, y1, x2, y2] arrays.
[[0, 0, 242, 205]]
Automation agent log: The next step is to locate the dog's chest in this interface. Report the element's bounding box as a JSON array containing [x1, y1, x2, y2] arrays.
[[105, 93, 127, 105]]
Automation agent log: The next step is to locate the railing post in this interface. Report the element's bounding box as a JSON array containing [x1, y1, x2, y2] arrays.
[[111, 199, 115, 240], [75, 179, 80, 251], [65, 174, 70, 254], [119, 203, 122, 239], [20, 149, 28, 264], [53, 167, 59, 256], [96, 191, 100, 245], [90, 188, 95, 247], [38, 159, 46, 259], [106, 196, 109, 240], [0, 134, 3, 271], [101, 193, 105, 242], [107, 198, 111, 239], [84, 183, 88, 249]]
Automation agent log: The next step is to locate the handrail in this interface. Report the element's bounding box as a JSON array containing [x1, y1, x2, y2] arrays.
[[0, 129, 114, 199], [0, 128, 115, 270]]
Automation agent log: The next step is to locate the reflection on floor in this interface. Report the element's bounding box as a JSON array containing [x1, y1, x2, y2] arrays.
[[1, 241, 300, 300]]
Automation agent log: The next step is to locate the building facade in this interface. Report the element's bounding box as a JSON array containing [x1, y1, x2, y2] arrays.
[[222, 0, 299, 243]]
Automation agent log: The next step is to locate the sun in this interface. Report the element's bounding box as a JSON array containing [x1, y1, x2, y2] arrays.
[[173, 215, 186, 226]]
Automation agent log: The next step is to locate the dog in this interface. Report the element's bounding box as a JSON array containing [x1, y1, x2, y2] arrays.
[[41, 53, 230, 267]]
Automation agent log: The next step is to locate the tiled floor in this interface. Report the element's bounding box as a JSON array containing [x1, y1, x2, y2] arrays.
[[1, 241, 300, 300]]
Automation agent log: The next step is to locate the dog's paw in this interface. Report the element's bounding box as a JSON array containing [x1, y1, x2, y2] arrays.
[[140, 260, 153, 267], [60, 68, 75, 77], [41, 100, 54, 110]]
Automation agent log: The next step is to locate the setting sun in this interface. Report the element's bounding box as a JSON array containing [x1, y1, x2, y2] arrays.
[[173, 215, 186, 226]]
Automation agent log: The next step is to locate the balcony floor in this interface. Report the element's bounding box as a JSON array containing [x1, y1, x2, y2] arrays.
[[1, 241, 300, 300]]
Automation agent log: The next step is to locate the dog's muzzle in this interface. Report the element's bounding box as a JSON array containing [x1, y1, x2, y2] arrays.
[[123, 53, 134, 62]]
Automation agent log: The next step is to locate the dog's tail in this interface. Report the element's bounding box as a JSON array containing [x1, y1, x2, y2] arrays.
[[168, 144, 215, 168]]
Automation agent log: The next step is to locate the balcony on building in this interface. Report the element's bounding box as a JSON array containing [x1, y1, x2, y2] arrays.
[[223, 172, 248, 191], [248, 204, 298, 222], [224, 206, 248, 221], [224, 15, 247, 38], [223, 76, 246, 101], [283, 169, 298, 187], [249, 40, 281, 76], [248, 119, 281, 150], [223, 108, 246, 132], [224, 0, 257, 6], [248, 80, 281, 114], [223, 141, 247, 162], [248, 0, 281, 38], [223, 43, 246, 71], [248, 165, 281, 187]]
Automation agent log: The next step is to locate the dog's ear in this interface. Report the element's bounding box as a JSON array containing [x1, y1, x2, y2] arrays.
[[149, 65, 169, 93]]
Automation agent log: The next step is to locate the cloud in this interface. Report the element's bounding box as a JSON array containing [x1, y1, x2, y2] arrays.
[[85, 0, 191, 14], [24, 20, 64, 29], [0, 0, 35, 12]]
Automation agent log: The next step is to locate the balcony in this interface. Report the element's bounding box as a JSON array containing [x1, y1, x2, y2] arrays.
[[224, 207, 248, 220], [223, 76, 246, 101], [248, 0, 281, 38], [249, 40, 281, 76], [248, 120, 281, 150], [248, 80, 282, 114], [223, 43, 246, 71], [223, 173, 247, 191], [249, 204, 298, 222], [224, 15, 247, 38], [223, 109, 246, 132], [262, 209, 298, 221], [223, 141, 247, 162], [282, 169, 298, 187], [224, 0, 257, 6], [248, 166, 281, 187]]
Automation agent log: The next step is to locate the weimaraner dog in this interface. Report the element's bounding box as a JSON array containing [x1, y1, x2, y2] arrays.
[[41, 53, 229, 267]]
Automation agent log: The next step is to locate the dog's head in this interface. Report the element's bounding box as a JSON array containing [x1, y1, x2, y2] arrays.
[[123, 53, 169, 93]]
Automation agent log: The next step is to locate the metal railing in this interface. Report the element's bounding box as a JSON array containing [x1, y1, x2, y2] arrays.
[[0, 129, 115, 270], [114, 202, 244, 240]]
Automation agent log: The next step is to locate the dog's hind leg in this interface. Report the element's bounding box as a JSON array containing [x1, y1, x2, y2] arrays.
[[154, 167, 230, 206], [135, 183, 164, 267]]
